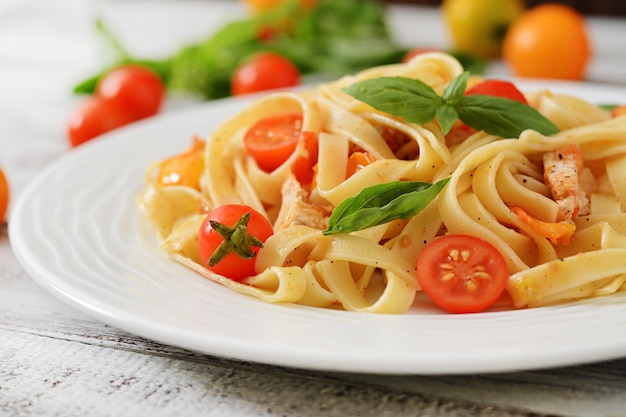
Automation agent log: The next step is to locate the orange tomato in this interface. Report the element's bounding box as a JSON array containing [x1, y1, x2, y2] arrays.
[[502, 3, 591, 80], [0, 167, 9, 222], [346, 152, 376, 178], [243, 0, 316, 13], [156, 137, 205, 190]]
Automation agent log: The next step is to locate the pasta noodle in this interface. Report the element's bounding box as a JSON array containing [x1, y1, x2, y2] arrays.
[[137, 52, 626, 314]]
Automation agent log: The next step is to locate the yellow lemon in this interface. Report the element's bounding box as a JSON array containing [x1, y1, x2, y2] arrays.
[[442, 0, 525, 58]]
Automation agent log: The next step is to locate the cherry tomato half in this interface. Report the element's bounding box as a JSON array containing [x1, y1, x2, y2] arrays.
[[96, 64, 165, 120], [67, 96, 136, 147], [0, 167, 9, 222], [231, 52, 300, 96], [156, 136, 206, 190], [244, 113, 302, 172], [465, 79, 528, 104], [198, 205, 274, 282], [417, 234, 509, 313]]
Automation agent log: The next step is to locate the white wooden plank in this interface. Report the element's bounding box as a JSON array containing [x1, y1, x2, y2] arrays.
[[1, 330, 556, 417]]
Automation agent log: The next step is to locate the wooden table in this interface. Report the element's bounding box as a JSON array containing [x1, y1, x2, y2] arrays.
[[2, 1, 625, 416]]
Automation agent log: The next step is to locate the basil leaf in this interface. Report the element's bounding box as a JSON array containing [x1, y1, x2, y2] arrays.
[[442, 71, 468, 103], [323, 179, 449, 235], [457, 95, 560, 138], [342, 77, 443, 125], [435, 104, 458, 135]]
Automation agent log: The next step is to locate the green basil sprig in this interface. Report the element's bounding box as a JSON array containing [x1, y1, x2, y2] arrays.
[[342, 71, 559, 138], [323, 179, 449, 235]]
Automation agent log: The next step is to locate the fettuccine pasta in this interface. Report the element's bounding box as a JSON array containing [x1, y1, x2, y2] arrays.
[[138, 52, 626, 314]]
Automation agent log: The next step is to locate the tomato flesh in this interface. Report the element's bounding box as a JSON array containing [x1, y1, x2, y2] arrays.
[[198, 205, 274, 282], [417, 234, 509, 313]]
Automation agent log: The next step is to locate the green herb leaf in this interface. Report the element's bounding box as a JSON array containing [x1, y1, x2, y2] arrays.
[[74, 0, 407, 100], [341, 77, 443, 125], [457, 95, 560, 137], [342, 72, 560, 139], [323, 179, 449, 235], [441, 71, 468, 103], [435, 104, 458, 135]]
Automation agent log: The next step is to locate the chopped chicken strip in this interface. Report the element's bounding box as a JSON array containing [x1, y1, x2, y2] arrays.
[[274, 175, 332, 231], [543, 144, 593, 221]]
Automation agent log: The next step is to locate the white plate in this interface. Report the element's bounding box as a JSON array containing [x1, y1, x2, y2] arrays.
[[10, 81, 626, 375]]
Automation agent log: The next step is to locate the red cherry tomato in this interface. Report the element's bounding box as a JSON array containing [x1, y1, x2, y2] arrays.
[[243, 113, 302, 171], [417, 234, 509, 313], [231, 52, 300, 96], [446, 79, 528, 144], [465, 79, 528, 104], [96, 65, 164, 120], [67, 97, 136, 147], [0, 167, 9, 222], [402, 47, 441, 63], [289, 130, 318, 185], [198, 205, 274, 282]]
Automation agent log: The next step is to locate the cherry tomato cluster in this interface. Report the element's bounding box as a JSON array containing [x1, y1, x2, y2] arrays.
[[67, 65, 165, 147]]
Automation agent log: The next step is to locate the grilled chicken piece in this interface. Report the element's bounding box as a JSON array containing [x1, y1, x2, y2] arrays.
[[274, 175, 331, 231]]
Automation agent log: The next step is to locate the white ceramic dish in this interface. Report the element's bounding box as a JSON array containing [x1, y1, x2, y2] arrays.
[[10, 81, 626, 375]]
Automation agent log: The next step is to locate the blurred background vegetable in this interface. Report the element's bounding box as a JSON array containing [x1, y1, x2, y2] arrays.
[[441, 0, 525, 58], [74, 0, 406, 101], [67, 65, 165, 147], [502, 3, 591, 80]]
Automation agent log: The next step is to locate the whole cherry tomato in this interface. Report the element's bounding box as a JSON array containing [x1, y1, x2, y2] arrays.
[[231, 52, 300, 96], [67, 65, 165, 147], [198, 205, 274, 282], [465, 79, 528, 104], [67, 96, 136, 148], [417, 234, 509, 313], [0, 167, 9, 222], [502, 3, 591, 80], [96, 64, 165, 120], [402, 47, 441, 63]]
